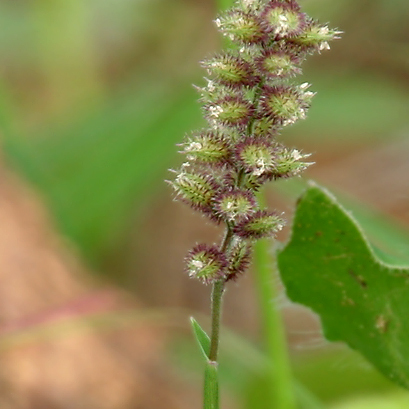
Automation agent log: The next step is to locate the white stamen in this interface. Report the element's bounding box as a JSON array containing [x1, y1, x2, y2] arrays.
[[254, 158, 267, 176], [208, 105, 224, 118], [187, 142, 202, 151], [206, 79, 216, 92], [303, 91, 316, 99], [291, 149, 302, 161], [211, 61, 227, 70], [319, 41, 330, 51], [191, 260, 204, 269], [319, 26, 329, 35]]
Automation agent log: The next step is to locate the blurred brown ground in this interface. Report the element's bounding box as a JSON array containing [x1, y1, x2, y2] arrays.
[[0, 154, 206, 409]]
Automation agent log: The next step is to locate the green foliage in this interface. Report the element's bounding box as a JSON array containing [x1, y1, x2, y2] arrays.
[[331, 393, 409, 409], [3, 81, 201, 267], [299, 74, 409, 140], [191, 318, 219, 408], [191, 317, 211, 361], [278, 183, 409, 389]]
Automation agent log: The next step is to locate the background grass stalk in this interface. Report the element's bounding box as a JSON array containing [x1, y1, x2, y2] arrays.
[[254, 194, 297, 409]]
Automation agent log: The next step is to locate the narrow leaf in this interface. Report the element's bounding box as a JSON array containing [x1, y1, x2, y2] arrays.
[[191, 317, 211, 361], [277, 182, 409, 389]]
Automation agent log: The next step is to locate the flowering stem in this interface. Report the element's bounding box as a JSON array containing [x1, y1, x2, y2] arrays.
[[209, 226, 233, 361], [209, 280, 225, 362], [175, 0, 339, 407], [246, 79, 265, 135]]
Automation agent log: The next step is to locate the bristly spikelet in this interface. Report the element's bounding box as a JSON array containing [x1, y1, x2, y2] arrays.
[[235, 137, 277, 177], [271, 145, 313, 179], [256, 49, 301, 78], [215, 9, 266, 44], [226, 239, 252, 281], [204, 95, 255, 128], [197, 79, 240, 107], [233, 210, 285, 239], [185, 244, 228, 284], [260, 84, 312, 126], [202, 53, 258, 88], [251, 116, 279, 137], [171, 170, 220, 214], [181, 131, 232, 167], [238, 0, 266, 14], [212, 187, 257, 222], [260, 0, 305, 39], [290, 19, 342, 53]]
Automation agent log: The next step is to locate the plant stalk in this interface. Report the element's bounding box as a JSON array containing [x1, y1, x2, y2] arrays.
[[209, 280, 225, 362], [209, 226, 233, 361], [254, 234, 297, 409], [208, 1, 296, 406]]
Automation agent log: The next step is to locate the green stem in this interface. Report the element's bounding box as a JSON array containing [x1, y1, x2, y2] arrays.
[[209, 227, 233, 361], [254, 234, 297, 409], [209, 3, 294, 407], [204, 361, 219, 409], [205, 226, 234, 409], [209, 280, 225, 362], [246, 79, 265, 136]]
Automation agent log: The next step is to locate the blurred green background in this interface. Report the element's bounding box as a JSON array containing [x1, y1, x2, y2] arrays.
[[1, 0, 409, 408]]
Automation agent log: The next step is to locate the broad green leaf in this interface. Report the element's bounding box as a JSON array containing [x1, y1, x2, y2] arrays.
[[273, 177, 409, 266], [204, 361, 219, 409], [191, 317, 211, 361], [277, 183, 409, 389]]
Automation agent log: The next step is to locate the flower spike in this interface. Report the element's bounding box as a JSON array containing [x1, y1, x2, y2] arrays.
[[170, 0, 339, 285], [170, 2, 339, 406]]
